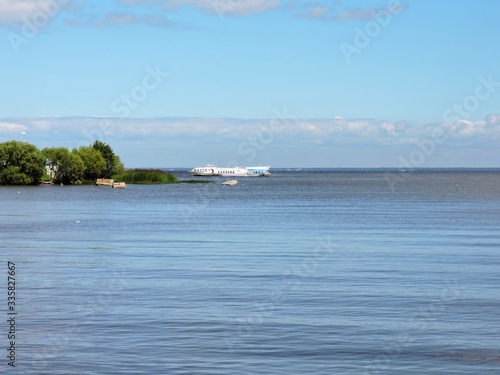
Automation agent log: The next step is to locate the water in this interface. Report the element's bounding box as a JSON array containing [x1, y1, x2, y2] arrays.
[[1, 169, 500, 374]]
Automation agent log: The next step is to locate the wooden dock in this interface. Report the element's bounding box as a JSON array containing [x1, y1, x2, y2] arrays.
[[96, 179, 126, 188]]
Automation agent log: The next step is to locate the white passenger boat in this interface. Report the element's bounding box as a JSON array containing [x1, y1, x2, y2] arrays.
[[189, 165, 270, 177]]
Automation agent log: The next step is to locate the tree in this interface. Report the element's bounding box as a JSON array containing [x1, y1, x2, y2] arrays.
[[0, 141, 45, 185], [92, 140, 116, 178], [113, 154, 125, 176], [73, 146, 106, 181], [43, 147, 84, 184]]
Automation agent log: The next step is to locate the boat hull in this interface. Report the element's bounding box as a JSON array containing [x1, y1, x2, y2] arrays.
[[189, 165, 270, 177]]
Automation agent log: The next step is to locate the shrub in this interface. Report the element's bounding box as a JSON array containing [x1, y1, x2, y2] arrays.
[[113, 169, 178, 184]]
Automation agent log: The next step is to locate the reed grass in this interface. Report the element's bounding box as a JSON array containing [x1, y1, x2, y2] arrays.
[[113, 169, 178, 184]]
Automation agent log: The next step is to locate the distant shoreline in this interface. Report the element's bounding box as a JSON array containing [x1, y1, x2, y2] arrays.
[[148, 167, 500, 173]]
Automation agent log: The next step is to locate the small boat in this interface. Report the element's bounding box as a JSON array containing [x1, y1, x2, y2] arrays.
[[221, 180, 238, 186]]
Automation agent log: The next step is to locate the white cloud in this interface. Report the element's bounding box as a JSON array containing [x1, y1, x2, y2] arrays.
[[486, 114, 500, 125], [66, 11, 176, 28], [0, 0, 74, 25], [0, 0, 42, 24], [65, 0, 278, 29], [119, 0, 281, 16], [295, 4, 331, 20], [3, 116, 498, 167], [334, 3, 408, 21], [3, 115, 499, 147], [294, 2, 408, 22], [334, 7, 379, 21], [162, 0, 280, 16], [121, 0, 155, 4], [0, 122, 28, 134]]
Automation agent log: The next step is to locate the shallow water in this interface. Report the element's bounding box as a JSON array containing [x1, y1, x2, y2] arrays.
[[1, 170, 500, 374]]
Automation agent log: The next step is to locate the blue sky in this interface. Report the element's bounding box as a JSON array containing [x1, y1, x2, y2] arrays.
[[0, 0, 499, 167]]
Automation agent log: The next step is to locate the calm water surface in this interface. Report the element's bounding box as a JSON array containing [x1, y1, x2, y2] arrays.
[[1, 170, 500, 374]]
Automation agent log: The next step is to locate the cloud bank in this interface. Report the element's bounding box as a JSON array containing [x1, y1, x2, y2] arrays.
[[0, 0, 52, 24], [66, 11, 176, 28], [294, 2, 408, 22], [0, 0, 82, 26], [2, 115, 499, 144], [0, 0, 408, 28], [62, 0, 280, 29], [161, 0, 281, 16], [1, 115, 498, 167], [0, 122, 29, 134], [0, 0, 279, 28]]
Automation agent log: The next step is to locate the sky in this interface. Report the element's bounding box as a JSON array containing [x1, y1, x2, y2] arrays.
[[0, 0, 499, 168]]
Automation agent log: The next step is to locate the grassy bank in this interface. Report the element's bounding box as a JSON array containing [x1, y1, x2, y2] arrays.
[[113, 169, 178, 184]]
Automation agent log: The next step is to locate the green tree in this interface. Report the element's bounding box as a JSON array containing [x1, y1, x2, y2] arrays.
[[0, 141, 45, 185], [43, 147, 84, 184], [73, 146, 106, 180], [92, 140, 116, 178], [113, 154, 125, 176]]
